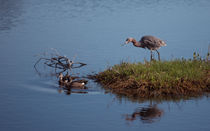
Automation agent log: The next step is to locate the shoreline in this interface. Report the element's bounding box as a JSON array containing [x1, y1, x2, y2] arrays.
[[92, 58, 210, 99]]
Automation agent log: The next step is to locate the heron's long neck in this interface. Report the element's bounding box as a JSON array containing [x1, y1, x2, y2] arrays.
[[132, 39, 141, 47]]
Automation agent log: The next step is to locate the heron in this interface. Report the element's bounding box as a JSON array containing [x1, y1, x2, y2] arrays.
[[123, 35, 166, 61]]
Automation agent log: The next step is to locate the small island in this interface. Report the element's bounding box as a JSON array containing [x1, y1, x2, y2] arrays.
[[93, 53, 210, 99]]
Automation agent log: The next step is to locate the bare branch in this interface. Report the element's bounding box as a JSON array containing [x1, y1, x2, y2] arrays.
[[34, 49, 87, 75]]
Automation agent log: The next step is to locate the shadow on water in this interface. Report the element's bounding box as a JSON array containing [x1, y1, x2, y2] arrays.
[[0, 0, 23, 30]]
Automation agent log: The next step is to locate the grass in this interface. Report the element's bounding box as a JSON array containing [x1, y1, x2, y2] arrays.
[[93, 53, 210, 99]]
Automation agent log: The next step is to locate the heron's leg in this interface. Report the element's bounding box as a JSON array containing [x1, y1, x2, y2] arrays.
[[156, 50, 160, 61], [150, 50, 153, 61]]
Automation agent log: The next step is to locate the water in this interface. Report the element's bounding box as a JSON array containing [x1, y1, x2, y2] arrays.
[[0, 0, 210, 130]]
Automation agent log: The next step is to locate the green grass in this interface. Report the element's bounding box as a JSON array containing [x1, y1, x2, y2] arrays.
[[94, 56, 210, 98]]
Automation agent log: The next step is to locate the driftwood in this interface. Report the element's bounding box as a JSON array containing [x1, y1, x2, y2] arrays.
[[34, 49, 86, 74]]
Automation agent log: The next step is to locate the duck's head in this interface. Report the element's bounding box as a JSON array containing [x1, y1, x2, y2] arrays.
[[58, 73, 63, 81]]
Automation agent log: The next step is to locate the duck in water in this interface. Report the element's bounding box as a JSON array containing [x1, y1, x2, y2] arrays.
[[58, 73, 87, 89]]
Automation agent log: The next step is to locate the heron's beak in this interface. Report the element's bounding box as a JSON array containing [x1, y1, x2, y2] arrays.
[[121, 41, 128, 46]]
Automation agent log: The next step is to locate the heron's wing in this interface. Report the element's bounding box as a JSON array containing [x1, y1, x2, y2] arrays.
[[142, 39, 159, 48], [142, 38, 165, 49]]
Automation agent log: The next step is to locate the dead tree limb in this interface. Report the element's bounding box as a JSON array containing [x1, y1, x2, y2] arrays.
[[34, 49, 86, 75]]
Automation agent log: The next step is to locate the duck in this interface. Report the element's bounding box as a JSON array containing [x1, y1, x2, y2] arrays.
[[58, 73, 67, 85], [68, 79, 88, 89], [58, 73, 88, 89]]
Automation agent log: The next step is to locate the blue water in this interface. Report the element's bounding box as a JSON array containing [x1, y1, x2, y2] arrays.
[[0, 0, 210, 131]]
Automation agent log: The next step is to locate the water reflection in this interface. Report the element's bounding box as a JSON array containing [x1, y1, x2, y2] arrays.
[[125, 104, 163, 123], [63, 88, 88, 95], [0, 0, 23, 30]]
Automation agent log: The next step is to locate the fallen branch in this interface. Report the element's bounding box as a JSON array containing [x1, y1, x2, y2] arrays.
[[34, 49, 86, 74]]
